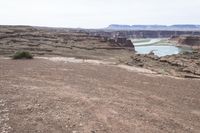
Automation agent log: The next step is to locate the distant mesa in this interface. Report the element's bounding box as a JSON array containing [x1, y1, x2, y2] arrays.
[[107, 24, 200, 31]]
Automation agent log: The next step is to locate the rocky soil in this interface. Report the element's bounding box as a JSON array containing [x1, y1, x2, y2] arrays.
[[125, 51, 200, 78], [0, 58, 200, 133], [1, 26, 200, 133]]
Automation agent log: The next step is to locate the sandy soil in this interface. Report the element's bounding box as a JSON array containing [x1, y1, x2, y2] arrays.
[[0, 58, 200, 133]]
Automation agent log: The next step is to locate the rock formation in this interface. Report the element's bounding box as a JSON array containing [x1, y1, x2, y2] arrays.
[[171, 35, 200, 49], [107, 24, 200, 31], [89, 30, 200, 39], [106, 37, 134, 49], [0, 25, 135, 60]]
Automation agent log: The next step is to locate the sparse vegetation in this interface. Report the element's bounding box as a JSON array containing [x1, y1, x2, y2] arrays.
[[12, 51, 33, 59]]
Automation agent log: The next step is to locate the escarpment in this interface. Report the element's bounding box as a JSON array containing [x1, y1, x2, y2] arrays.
[[170, 35, 200, 49], [0, 26, 135, 60]]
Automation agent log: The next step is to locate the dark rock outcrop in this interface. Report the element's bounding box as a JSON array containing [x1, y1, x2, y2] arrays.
[[108, 38, 116, 44], [171, 35, 200, 49], [105, 37, 135, 50], [125, 40, 134, 47], [116, 38, 127, 44], [115, 37, 134, 47], [106, 37, 135, 49], [178, 36, 200, 46]]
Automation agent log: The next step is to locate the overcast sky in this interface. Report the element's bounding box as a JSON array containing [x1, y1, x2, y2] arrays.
[[0, 0, 199, 28]]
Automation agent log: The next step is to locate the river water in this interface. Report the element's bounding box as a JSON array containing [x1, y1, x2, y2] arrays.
[[133, 39, 192, 57]]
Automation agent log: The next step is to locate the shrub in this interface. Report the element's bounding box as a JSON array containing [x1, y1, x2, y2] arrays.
[[12, 51, 33, 59]]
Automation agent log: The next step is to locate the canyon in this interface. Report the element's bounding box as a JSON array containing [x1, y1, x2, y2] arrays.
[[89, 30, 200, 38], [171, 35, 200, 49], [0, 25, 200, 133]]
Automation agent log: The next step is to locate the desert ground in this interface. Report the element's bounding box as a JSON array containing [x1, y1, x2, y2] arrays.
[[0, 26, 200, 133], [0, 57, 200, 133]]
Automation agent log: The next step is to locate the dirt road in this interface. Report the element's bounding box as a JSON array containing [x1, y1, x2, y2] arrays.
[[0, 58, 200, 133]]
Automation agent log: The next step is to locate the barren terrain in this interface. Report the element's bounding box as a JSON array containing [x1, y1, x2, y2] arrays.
[[1, 26, 200, 133], [0, 58, 200, 133], [1, 26, 200, 78]]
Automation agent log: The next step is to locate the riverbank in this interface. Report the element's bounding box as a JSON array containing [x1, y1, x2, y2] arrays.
[[128, 38, 200, 78]]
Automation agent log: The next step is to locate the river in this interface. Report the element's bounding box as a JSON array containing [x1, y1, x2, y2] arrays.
[[132, 38, 192, 57]]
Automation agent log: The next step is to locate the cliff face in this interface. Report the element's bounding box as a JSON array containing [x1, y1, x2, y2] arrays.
[[0, 25, 135, 60], [89, 30, 200, 39], [171, 36, 200, 49], [113, 37, 134, 47], [107, 24, 200, 31], [178, 36, 200, 46]]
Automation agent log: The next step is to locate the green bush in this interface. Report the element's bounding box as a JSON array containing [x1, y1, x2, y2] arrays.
[[12, 51, 33, 59]]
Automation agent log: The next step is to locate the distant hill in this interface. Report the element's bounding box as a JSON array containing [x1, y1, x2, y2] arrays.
[[107, 24, 200, 31]]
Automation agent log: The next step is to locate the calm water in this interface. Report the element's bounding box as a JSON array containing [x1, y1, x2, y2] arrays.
[[136, 45, 180, 57], [133, 39, 192, 57]]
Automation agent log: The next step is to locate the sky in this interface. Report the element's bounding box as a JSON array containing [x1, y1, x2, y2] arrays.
[[0, 0, 199, 28]]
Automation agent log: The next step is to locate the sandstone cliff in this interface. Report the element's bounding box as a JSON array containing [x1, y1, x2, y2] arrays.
[[171, 36, 200, 49], [0, 26, 135, 60]]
